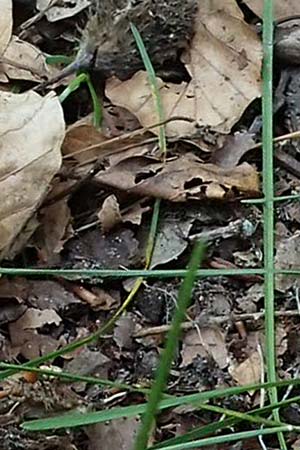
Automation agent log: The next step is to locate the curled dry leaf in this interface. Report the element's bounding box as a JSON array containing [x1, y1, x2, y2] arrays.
[[0, 0, 12, 58], [37, 0, 91, 22], [98, 194, 122, 233], [229, 351, 262, 386], [0, 91, 65, 260], [94, 153, 259, 201], [62, 110, 150, 165], [244, 0, 300, 20], [106, 0, 262, 137], [1, 36, 59, 82], [97, 195, 149, 232]]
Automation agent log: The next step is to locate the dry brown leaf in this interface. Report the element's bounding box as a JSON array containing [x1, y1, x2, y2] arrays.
[[230, 351, 262, 386], [33, 201, 73, 264], [32, 181, 73, 264], [0, 91, 65, 260], [181, 328, 228, 369], [106, 0, 262, 137], [86, 417, 140, 450], [1, 36, 59, 82], [97, 195, 122, 233], [62, 110, 150, 165], [244, 0, 300, 20], [210, 132, 256, 168], [0, 0, 12, 58], [8, 308, 62, 359], [275, 231, 300, 291], [95, 153, 259, 201], [37, 0, 91, 22], [97, 195, 149, 231], [11, 307, 61, 329]]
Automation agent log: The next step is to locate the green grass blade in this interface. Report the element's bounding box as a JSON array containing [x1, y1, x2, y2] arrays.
[[152, 426, 292, 450], [22, 379, 300, 431], [262, 1, 287, 448], [133, 242, 206, 450], [130, 23, 167, 156], [150, 393, 300, 449]]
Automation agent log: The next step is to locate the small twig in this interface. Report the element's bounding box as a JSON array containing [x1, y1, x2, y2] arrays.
[[133, 309, 300, 337]]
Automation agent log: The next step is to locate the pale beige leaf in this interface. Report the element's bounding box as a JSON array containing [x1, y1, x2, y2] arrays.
[[37, 0, 91, 22], [106, 0, 262, 136], [230, 351, 262, 386], [97, 194, 122, 232], [244, 0, 300, 20], [0, 0, 12, 57], [1, 36, 59, 82], [0, 91, 65, 260]]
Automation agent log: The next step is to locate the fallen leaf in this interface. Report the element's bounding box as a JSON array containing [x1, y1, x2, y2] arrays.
[[9, 308, 62, 359], [210, 132, 256, 168], [32, 182, 73, 264], [97, 195, 149, 232], [106, 0, 262, 136], [86, 417, 140, 450], [0, 301, 26, 325], [181, 327, 228, 369], [0, 0, 12, 58], [150, 205, 195, 268], [94, 153, 259, 201], [64, 228, 140, 269], [62, 111, 151, 165], [77, 286, 120, 311], [275, 231, 300, 291], [27, 280, 82, 312], [114, 314, 135, 350], [0, 91, 65, 260], [37, 0, 91, 22], [244, 0, 300, 20], [98, 195, 122, 233], [1, 36, 59, 82], [230, 351, 262, 386], [11, 307, 61, 329], [66, 347, 111, 377]]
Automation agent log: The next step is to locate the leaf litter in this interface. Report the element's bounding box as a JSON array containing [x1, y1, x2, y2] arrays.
[[0, 0, 300, 449]]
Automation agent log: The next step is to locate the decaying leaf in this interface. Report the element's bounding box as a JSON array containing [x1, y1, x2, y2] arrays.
[[150, 205, 195, 268], [98, 195, 123, 233], [65, 228, 140, 269], [95, 153, 259, 201], [0, 91, 65, 260], [244, 0, 300, 20], [37, 0, 91, 22], [62, 110, 151, 165], [275, 231, 300, 291], [66, 347, 111, 377], [210, 132, 256, 168], [229, 351, 262, 386], [106, 0, 262, 136], [32, 182, 73, 264], [97, 195, 149, 232], [0, 0, 12, 58], [9, 308, 62, 359], [86, 417, 140, 450], [1, 36, 59, 82], [181, 327, 228, 369]]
